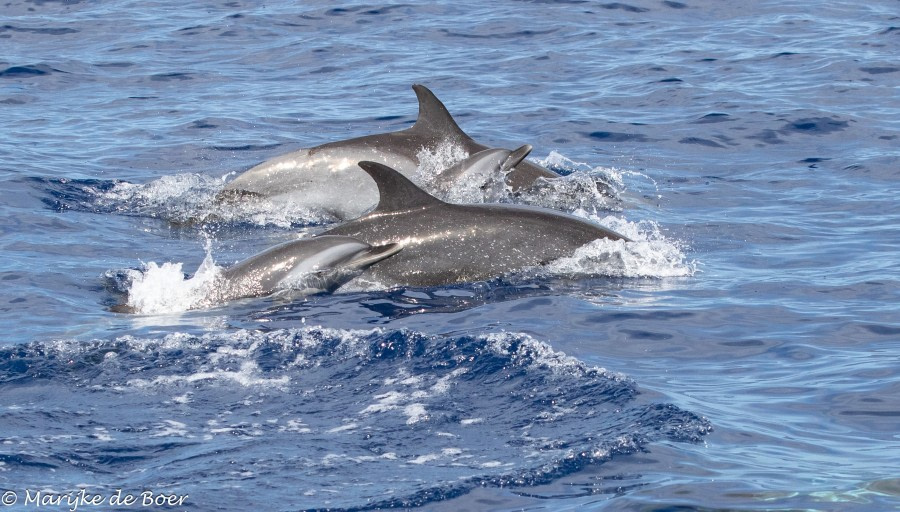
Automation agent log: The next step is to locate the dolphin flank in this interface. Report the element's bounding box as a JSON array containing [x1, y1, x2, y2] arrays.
[[322, 161, 628, 287]]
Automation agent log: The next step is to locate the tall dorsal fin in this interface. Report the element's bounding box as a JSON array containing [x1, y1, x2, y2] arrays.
[[358, 161, 444, 213], [410, 84, 473, 141]]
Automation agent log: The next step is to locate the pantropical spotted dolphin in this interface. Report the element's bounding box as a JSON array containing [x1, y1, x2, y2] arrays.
[[322, 161, 628, 287], [219, 85, 558, 220]]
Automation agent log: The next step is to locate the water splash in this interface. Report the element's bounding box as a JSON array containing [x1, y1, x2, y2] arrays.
[[414, 140, 471, 183], [538, 215, 698, 279], [416, 149, 629, 213], [517, 151, 633, 213], [110, 238, 224, 314], [40, 174, 339, 229]]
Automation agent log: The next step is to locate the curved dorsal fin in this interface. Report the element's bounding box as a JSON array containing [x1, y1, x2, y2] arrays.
[[358, 161, 444, 213], [410, 84, 472, 141]]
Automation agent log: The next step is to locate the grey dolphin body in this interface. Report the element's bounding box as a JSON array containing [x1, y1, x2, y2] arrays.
[[219, 85, 557, 220], [207, 235, 401, 304], [322, 162, 628, 287]]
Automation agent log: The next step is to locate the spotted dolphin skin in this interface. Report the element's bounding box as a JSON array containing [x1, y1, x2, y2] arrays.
[[208, 235, 401, 304], [322, 161, 628, 287], [219, 85, 558, 220]]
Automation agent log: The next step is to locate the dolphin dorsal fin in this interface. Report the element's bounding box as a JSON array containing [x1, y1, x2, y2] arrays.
[[500, 144, 533, 174], [358, 161, 444, 213], [410, 84, 473, 141]]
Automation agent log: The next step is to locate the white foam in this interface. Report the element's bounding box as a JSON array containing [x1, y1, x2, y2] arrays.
[[483, 332, 629, 383], [360, 391, 405, 414], [407, 447, 465, 464], [92, 427, 114, 442], [100, 172, 337, 228], [414, 140, 470, 186], [326, 423, 358, 434], [124, 260, 222, 315], [127, 360, 290, 390], [403, 403, 429, 425], [101, 173, 225, 206], [151, 419, 191, 438], [123, 239, 224, 314], [407, 453, 440, 465], [544, 215, 697, 278], [278, 418, 312, 434]]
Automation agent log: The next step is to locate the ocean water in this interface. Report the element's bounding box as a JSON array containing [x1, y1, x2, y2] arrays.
[[1, 0, 898, 511]]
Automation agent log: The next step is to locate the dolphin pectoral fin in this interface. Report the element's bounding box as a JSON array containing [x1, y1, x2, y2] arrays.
[[344, 242, 402, 270], [358, 161, 445, 213], [410, 84, 473, 142], [500, 144, 534, 175]]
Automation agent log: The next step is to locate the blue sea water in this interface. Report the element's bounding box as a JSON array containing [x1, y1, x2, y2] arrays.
[[1, 0, 899, 511]]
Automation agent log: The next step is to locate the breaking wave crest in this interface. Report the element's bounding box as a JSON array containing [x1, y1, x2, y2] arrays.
[[0, 328, 711, 510]]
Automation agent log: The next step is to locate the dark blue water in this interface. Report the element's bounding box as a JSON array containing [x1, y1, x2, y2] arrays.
[[2, 1, 898, 511]]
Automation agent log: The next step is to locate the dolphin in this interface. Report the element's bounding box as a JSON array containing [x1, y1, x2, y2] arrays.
[[219, 84, 558, 220], [207, 235, 401, 304], [113, 235, 401, 313], [321, 161, 629, 287], [423, 144, 533, 202]]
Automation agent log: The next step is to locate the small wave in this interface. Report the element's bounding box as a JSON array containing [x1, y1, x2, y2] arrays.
[[0, 64, 62, 78]]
